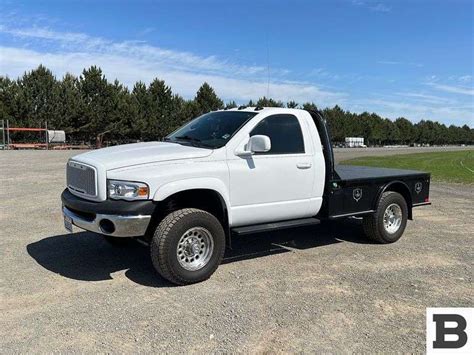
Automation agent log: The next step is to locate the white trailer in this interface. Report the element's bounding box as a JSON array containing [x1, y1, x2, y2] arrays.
[[47, 130, 66, 143], [345, 137, 364, 148]]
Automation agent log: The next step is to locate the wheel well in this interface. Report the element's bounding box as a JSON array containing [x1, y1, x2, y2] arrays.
[[146, 189, 230, 243], [383, 182, 413, 219]]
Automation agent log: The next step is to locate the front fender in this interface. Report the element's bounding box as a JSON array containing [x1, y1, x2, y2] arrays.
[[152, 177, 232, 223]]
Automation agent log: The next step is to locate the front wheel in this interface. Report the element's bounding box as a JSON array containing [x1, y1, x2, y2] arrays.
[[363, 191, 408, 243], [150, 208, 225, 285]]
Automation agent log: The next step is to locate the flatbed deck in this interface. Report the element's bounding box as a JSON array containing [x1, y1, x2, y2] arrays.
[[335, 165, 429, 183]]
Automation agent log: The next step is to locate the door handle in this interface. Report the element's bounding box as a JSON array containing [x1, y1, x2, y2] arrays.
[[296, 162, 312, 169]]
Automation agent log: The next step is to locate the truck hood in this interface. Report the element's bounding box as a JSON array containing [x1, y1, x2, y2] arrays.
[[72, 141, 212, 170]]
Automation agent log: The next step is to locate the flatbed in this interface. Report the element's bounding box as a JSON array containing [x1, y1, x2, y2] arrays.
[[321, 164, 430, 220]]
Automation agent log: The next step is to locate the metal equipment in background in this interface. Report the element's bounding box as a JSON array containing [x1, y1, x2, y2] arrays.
[[0, 120, 65, 150]]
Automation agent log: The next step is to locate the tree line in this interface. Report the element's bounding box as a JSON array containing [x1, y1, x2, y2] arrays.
[[0, 65, 472, 146]]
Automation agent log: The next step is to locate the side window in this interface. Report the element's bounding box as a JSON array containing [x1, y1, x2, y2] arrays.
[[250, 114, 305, 154]]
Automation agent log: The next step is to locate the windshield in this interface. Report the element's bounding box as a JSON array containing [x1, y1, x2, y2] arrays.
[[165, 111, 257, 149]]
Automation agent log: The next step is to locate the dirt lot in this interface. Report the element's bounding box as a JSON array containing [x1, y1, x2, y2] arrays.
[[1, 148, 473, 352]]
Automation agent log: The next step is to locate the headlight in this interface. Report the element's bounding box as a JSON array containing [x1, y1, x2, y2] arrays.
[[107, 180, 149, 200]]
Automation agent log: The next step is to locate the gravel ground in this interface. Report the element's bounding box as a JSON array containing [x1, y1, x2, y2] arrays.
[[1, 147, 473, 352]]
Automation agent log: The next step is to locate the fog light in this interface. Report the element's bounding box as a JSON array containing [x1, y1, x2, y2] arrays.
[[99, 219, 115, 234]]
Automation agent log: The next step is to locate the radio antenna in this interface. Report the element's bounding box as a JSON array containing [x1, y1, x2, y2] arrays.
[[266, 33, 270, 98]]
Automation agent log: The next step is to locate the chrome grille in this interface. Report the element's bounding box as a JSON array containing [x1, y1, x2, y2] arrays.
[[67, 161, 97, 197]]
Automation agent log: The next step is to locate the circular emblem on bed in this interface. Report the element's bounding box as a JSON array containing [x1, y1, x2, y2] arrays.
[[415, 182, 422, 194], [353, 188, 362, 202]]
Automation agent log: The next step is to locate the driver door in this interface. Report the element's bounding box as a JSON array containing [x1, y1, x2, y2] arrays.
[[227, 113, 315, 226]]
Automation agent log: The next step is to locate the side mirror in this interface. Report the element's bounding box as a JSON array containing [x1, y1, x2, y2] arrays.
[[248, 135, 271, 153], [235, 135, 271, 156]]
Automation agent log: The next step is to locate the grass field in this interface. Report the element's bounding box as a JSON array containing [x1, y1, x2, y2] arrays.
[[341, 149, 474, 184]]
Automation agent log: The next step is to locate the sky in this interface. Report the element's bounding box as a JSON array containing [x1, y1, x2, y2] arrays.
[[0, 0, 473, 126]]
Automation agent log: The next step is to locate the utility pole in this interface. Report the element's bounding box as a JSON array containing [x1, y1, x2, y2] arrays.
[[45, 121, 49, 150], [6, 119, 10, 150], [1, 119, 4, 149]]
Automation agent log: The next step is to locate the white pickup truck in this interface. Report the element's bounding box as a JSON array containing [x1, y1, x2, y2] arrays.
[[62, 108, 431, 285]]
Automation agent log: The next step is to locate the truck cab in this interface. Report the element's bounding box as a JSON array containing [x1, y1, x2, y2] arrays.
[[62, 107, 431, 285]]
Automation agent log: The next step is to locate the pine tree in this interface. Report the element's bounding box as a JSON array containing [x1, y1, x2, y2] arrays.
[[0, 76, 18, 123], [286, 100, 299, 108], [173, 96, 198, 133], [131, 81, 150, 140], [79, 66, 115, 145], [52, 73, 83, 138], [225, 100, 237, 109], [108, 79, 134, 144], [148, 79, 174, 139], [302, 102, 318, 112], [395, 117, 415, 144], [256, 96, 284, 107], [16, 65, 59, 128], [194, 82, 223, 115]]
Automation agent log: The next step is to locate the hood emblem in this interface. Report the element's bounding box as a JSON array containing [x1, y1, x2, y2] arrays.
[[353, 188, 362, 202]]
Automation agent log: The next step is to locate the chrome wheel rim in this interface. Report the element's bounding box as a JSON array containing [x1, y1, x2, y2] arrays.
[[177, 227, 214, 271], [383, 203, 403, 234]]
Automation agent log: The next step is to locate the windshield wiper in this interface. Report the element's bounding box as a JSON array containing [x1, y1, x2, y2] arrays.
[[163, 136, 196, 144], [171, 135, 213, 149], [174, 135, 201, 142]]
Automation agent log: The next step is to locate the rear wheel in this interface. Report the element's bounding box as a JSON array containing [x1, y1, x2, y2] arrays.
[[363, 191, 408, 243], [150, 208, 225, 285]]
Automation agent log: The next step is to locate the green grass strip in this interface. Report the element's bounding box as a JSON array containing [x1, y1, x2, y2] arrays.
[[341, 150, 474, 184]]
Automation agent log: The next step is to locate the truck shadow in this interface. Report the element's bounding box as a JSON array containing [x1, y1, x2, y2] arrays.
[[26, 219, 371, 288], [222, 219, 370, 264]]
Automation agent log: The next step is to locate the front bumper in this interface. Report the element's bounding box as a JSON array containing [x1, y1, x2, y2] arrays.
[[61, 189, 153, 237], [63, 206, 151, 237]]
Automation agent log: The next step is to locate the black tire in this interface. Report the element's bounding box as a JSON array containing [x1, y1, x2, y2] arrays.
[[150, 208, 225, 285], [362, 191, 408, 244], [103, 235, 132, 246]]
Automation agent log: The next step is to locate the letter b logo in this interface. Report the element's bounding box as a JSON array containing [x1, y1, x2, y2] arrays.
[[427, 308, 473, 354]]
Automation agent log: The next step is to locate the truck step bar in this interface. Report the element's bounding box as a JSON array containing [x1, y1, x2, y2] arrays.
[[231, 217, 321, 236]]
